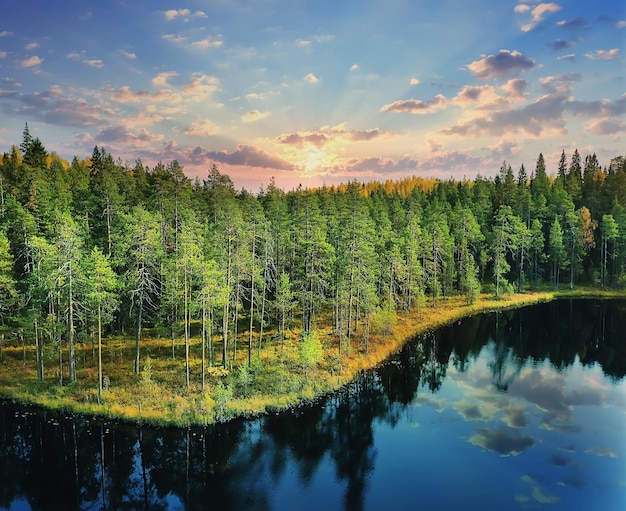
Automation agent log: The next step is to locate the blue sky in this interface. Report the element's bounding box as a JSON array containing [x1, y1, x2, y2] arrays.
[[0, 0, 624, 190]]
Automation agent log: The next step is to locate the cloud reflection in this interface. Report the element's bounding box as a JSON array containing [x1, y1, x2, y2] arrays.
[[468, 426, 535, 456]]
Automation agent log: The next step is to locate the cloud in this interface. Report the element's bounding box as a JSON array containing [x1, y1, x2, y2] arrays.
[[304, 73, 320, 84], [586, 118, 626, 136], [277, 126, 390, 149], [278, 131, 328, 148], [241, 109, 269, 123], [106, 85, 180, 104], [311, 34, 334, 43], [469, 426, 535, 456], [466, 50, 534, 80], [584, 48, 620, 60], [514, 4, 530, 14], [440, 90, 569, 137], [163, 33, 187, 44], [119, 50, 137, 59], [548, 39, 573, 51], [451, 85, 506, 109], [418, 150, 484, 172], [95, 126, 164, 146], [182, 119, 219, 137], [584, 447, 618, 458], [518, 3, 562, 32], [0, 51, 7, 59], [119, 107, 165, 129], [557, 17, 588, 30], [201, 144, 295, 170], [338, 157, 420, 175], [557, 53, 576, 62], [501, 78, 529, 99], [489, 139, 522, 160], [410, 78, 420, 86], [20, 55, 43, 68], [40, 97, 109, 127], [181, 74, 219, 100], [190, 36, 224, 49], [350, 63, 359, 71], [519, 475, 561, 504], [348, 128, 387, 141], [502, 404, 528, 428], [162, 9, 207, 21], [539, 72, 580, 94], [25, 42, 39, 50], [0, 31, 12, 37], [152, 71, 178, 87], [567, 93, 626, 118], [84, 59, 104, 68], [381, 94, 446, 114]]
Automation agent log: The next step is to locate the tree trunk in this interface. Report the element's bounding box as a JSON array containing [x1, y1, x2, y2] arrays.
[[184, 273, 190, 390], [97, 304, 103, 403], [135, 293, 143, 374], [35, 318, 43, 382], [68, 261, 76, 383]]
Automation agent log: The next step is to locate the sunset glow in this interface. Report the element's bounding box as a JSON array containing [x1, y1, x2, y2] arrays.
[[0, 1, 623, 190]]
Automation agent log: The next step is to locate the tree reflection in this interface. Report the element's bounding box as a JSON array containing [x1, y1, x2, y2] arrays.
[[0, 299, 624, 510]]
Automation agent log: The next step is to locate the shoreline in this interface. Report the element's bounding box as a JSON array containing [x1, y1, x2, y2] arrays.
[[1, 288, 624, 427]]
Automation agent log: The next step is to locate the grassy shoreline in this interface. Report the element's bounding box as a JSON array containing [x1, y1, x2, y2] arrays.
[[1, 288, 624, 427]]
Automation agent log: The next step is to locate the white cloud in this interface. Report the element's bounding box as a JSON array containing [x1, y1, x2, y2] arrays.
[[410, 77, 420, 86], [162, 9, 207, 21], [163, 34, 186, 44], [584, 48, 620, 60], [518, 2, 562, 32], [119, 50, 137, 59], [350, 63, 359, 71], [25, 42, 39, 50], [0, 31, 12, 37], [190, 36, 223, 49], [20, 56, 43, 68], [304, 73, 320, 84], [84, 59, 104, 68]]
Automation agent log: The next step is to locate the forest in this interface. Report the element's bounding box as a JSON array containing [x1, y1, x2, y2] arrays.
[[0, 123, 625, 423]]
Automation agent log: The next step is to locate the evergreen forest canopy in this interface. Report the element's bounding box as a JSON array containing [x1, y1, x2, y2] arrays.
[[0, 124, 625, 402]]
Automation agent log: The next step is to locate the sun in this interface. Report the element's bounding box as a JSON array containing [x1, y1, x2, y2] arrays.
[[302, 149, 331, 172]]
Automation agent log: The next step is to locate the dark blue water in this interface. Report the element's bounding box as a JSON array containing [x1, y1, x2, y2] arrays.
[[1, 299, 625, 510]]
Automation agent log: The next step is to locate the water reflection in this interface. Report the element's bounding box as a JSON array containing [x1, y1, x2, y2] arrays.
[[1, 299, 625, 510]]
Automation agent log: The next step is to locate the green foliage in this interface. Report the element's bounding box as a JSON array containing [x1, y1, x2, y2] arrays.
[[371, 299, 398, 335], [300, 330, 323, 371]]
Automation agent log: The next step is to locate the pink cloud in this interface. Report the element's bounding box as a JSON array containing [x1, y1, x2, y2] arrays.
[[381, 94, 446, 114]]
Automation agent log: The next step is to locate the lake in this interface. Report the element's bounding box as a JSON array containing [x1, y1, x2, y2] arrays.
[[1, 299, 624, 510]]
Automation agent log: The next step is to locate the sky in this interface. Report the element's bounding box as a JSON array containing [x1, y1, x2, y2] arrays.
[[0, 1, 624, 191]]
